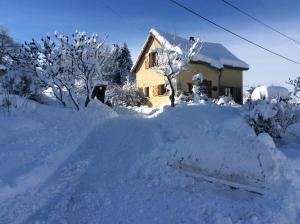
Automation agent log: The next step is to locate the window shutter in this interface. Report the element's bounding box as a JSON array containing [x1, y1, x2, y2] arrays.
[[149, 53, 153, 67], [145, 54, 149, 69], [153, 85, 159, 96]]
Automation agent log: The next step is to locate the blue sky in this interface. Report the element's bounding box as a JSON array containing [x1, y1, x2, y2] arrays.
[[1, 0, 300, 88]]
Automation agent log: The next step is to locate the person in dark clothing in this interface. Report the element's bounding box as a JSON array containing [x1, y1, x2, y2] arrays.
[[91, 84, 107, 103]]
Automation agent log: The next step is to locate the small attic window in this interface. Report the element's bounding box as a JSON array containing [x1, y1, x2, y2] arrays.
[[149, 52, 158, 68]]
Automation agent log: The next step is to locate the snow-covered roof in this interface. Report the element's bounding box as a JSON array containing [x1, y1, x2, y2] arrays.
[[251, 85, 290, 101], [131, 29, 249, 72]]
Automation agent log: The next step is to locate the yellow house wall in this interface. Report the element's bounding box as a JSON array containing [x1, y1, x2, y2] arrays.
[[135, 36, 244, 107], [177, 63, 220, 98], [220, 67, 243, 89], [135, 37, 170, 107]]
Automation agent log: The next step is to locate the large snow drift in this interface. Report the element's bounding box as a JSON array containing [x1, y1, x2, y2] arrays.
[[0, 99, 117, 202]]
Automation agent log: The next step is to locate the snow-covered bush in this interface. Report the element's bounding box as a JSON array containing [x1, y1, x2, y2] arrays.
[[243, 86, 296, 139], [177, 92, 193, 103], [106, 80, 146, 107], [192, 73, 208, 102], [243, 86, 256, 103], [214, 96, 236, 106], [287, 76, 300, 106], [0, 62, 42, 100], [288, 76, 300, 96]]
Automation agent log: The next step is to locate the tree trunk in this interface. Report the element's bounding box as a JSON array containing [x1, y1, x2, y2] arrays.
[[84, 81, 90, 107], [84, 95, 90, 107], [166, 75, 175, 107]]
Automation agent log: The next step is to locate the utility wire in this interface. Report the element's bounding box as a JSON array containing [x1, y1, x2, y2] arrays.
[[221, 0, 300, 45], [168, 0, 300, 65]]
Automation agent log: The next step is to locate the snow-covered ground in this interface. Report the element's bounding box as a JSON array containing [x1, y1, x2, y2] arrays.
[[1, 99, 300, 223]]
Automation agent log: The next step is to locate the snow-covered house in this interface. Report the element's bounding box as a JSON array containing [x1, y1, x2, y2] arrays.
[[131, 29, 249, 106]]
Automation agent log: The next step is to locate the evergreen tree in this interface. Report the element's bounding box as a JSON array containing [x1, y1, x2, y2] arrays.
[[0, 27, 18, 65], [117, 42, 133, 84], [103, 44, 122, 84]]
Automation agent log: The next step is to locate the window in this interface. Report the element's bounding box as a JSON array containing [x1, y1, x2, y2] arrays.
[[149, 52, 158, 68], [158, 84, 167, 95], [220, 86, 242, 104], [144, 87, 149, 97]]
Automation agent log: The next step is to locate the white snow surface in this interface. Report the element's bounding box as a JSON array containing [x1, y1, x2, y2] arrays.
[[149, 28, 249, 70], [0, 100, 300, 223], [286, 122, 300, 139], [251, 85, 290, 101], [0, 64, 6, 70]]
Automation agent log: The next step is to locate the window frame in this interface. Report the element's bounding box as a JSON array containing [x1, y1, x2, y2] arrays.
[[149, 52, 158, 68], [158, 84, 167, 96]]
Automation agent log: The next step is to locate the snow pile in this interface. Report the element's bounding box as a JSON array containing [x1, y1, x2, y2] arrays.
[[0, 94, 39, 112], [1, 102, 300, 223], [257, 133, 276, 149], [149, 29, 249, 70], [251, 85, 290, 101], [286, 122, 300, 139], [215, 96, 237, 105], [0, 99, 117, 203], [145, 105, 278, 190]]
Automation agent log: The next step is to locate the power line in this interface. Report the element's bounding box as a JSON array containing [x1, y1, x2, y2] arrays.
[[221, 0, 300, 45], [168, 0, 300, 65]]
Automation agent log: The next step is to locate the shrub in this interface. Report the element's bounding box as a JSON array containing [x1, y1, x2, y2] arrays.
[[243, 99, 296, 139], [106, 80, 147, 107]]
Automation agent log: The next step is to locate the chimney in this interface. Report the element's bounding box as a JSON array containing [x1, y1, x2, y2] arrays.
[[189, 36, 195, 42]]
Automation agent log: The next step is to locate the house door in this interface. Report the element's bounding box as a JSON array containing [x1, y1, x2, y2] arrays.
[[202, 80, 212, 98]]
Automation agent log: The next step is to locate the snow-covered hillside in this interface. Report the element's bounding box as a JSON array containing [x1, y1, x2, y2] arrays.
[[1, 101, 300, 223]]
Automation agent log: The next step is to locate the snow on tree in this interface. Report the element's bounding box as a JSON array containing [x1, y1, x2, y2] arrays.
[[0, 27, 43, 109], [151, 37, 202, 107], [287, 76, 300, 97], [106, 78, 146, 107], [103, 44, 122, 84], [0, 27, 17, 65], [18, 31, 110, 110], [192, 73, 208, 102], [103, 42, 133, 85], [118, 42, 133, 83]]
